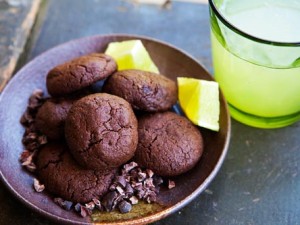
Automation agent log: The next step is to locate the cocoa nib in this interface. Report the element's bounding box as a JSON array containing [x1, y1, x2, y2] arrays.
[[80, 206, 92, 218], [74, 203, 92, 218], [146, 169, 154, 178], [123, 161, 138, 173], [74, 203, 93, 217], [23, 162, 37, 172], [19, 150, 34, 163], [125, 183, 134, 195], [118, 200, 132, 213], [137, 172, 147, 182], [37, 135, 48, 145], [54, 198, 73, 211], [22, 133, 47, 152], [28, 89, 44, 112], [74, 203, 82, 212], [85, 201, 95, 210], [116, 186, 125, 195], [21, 89, 45, 126], [129, 196, 138, 205], [114, 176, 127, 188], [20, 111, 33, 125], [92, 198, 102, 211], [20, 150, 37, 172], [168, 180, 176, 189], [22, 132, 38, 144], [33, 178, 45, 192], [102, 191, 119, 212]]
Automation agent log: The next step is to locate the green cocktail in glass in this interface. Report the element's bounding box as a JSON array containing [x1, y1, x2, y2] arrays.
[[209, 0, 300, 128]]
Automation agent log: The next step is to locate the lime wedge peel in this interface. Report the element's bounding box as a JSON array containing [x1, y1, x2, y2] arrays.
[[105, 40, 159, 73], [177, 77, 220, 131]]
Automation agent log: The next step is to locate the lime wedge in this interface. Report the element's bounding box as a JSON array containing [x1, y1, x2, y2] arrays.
[[177, 77, 220, 131], [105, 40, 159, 73]]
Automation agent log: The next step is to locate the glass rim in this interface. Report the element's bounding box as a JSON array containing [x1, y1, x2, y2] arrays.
[[209, 0, 300, 47]]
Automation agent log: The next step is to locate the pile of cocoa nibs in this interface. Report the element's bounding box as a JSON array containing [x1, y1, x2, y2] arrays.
[[19, 90, 175, 218], [53, 161, 171, 217], [19, 90, 47, 173]]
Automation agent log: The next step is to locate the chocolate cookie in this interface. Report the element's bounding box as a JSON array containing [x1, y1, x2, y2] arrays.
[[65, 93, 138, 170], [47, 53, 117, 97], [102, 69, 177, 112], [35, 97, 75, 140], [134, 111, 203, 177], [36, 143, 116, 203]]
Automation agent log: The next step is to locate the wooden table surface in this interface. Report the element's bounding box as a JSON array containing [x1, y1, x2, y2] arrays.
[[1, 0, 300, 224]]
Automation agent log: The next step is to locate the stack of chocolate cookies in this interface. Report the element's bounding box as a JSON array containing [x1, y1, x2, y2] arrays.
[[32, 52, 204, 209]]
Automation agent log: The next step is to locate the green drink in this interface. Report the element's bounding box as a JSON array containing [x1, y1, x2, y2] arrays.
[[209, 0, 300, 128]]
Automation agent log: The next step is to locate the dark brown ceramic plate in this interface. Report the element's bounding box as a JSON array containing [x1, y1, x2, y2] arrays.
[[0, 34, 230, 225]]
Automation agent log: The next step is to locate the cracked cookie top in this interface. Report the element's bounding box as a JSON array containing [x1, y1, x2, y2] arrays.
[[134, 111, 203, 177], [36, 142, 117, 203], [102, 69, 178, 112], [65, 93, 138, 170], [46, 53, 117, 97]]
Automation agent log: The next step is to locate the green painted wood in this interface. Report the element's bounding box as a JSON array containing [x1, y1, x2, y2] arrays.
[[0, 0, 40, 91]]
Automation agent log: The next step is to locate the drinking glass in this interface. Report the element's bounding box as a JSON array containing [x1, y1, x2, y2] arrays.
[[209, 0, 300, 128]]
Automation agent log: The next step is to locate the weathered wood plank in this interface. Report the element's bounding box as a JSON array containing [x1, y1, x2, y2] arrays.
[[0, 0, 40, 92]]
